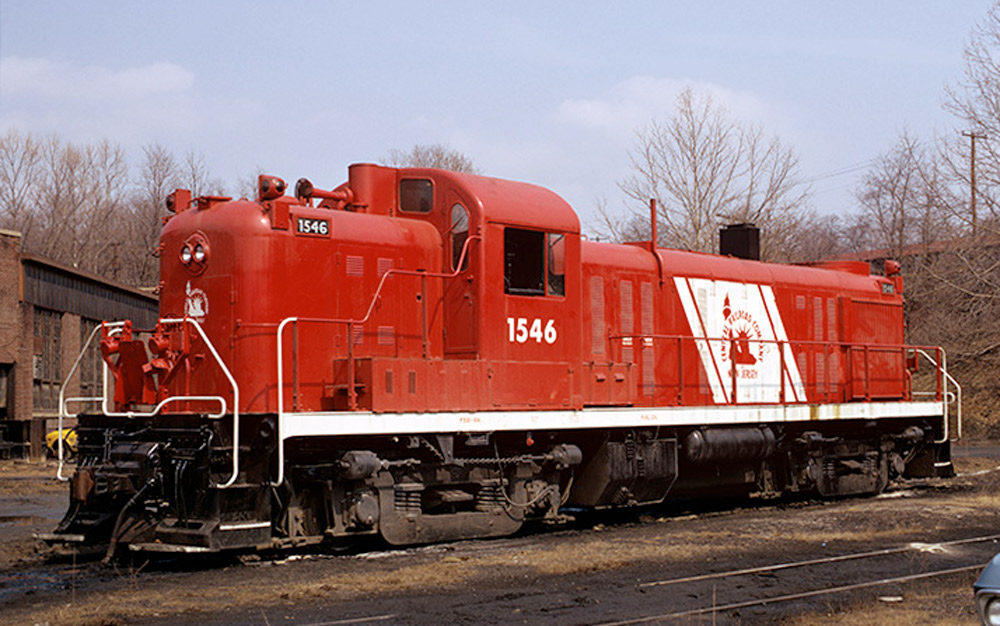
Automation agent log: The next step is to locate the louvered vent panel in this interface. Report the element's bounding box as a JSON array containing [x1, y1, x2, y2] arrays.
[[378, 257, 394, 277], [643, 345, 655, 396], [620, 281, 634, 363], [827, 298, 837, 341], [620, 281, 634, 333], [378, 325, 394, 346], [641, 281, 655, 395], [796, 352, 807, 390], [346, 255, 365, 277], [591, 276, 605, 355], [641, 282, 653, 334], [813, 296, 823, 341]]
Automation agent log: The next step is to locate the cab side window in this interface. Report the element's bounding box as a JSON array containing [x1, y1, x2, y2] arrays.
[[504, 228, 566, 297], [400, 179, 433, 213], [504, 229, 545, 295], [548, 234, 565, 296], [451, 204, 469, 271]]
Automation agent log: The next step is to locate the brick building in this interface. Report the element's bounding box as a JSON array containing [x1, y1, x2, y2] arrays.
[[0, 230, 158, 459]]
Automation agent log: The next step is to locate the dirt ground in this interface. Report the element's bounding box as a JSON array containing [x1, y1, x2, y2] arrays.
[[0, 459, 68, 571], [1, 450, 999, 625]]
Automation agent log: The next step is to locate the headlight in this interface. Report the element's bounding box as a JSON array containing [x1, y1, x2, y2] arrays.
[[180, 245, 193, 264], [988, 596, 1000, 625], [193, 244, 206, 263], [978, 593, 1000, 625]]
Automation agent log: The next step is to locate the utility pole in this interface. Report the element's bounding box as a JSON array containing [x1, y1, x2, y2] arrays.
[[961, 130, 987, 237]]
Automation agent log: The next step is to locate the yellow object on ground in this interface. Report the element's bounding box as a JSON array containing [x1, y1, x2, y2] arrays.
[[46, 428, 78, 459]]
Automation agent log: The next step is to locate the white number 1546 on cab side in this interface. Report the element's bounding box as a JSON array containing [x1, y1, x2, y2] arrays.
[[506, 317, 557, 344]]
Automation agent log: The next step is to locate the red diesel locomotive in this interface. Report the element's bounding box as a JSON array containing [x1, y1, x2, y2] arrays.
[[48, 164, 957, 556]]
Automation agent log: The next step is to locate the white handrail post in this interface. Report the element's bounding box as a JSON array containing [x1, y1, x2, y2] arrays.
[[274, 317, 297, 487], [57, 323, 109, 481], [915, 348, 961, 444], [159, 318, 241, 489]]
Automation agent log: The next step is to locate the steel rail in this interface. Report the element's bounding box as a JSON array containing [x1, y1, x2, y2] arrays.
[[639, 532, 1000, 588], [601, 564, 984, 625], [295, 615, 399, 626]]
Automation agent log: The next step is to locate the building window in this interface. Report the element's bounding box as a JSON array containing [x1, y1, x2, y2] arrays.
[[79, 319, 102, 399], [0, 364, 11, 419], [399, 179, 433, 213], [451, 204, 469, 271], [33, 308, 62, 411]]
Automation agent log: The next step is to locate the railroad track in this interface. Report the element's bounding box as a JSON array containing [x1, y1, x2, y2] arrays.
[[595, 533, 1000, 625], [5, 476, 998, 625]]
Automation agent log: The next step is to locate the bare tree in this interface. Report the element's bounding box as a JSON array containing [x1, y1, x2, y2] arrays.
[[944, 2, 1000, 236], [591, 197, 650, 243], [32, 136, 85, 263], [852, 132, 953, 257], [181, 150, 227, 197], [611, 88, 811, 260], [0, 129, 43, 240], [873, 3, 1000, 437], [0, 133, 133, 275], [382, 144, 480, 174], [79, 140, 129, 276], [0, 131, 233, 287], [123, 144, 180, 286], [781, 212, 849, 263]]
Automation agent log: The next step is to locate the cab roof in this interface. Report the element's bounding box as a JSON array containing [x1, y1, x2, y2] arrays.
[[403, 168, 581, 235]]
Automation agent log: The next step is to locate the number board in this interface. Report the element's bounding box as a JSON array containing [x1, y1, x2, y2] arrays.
[[295, 217, 330, 237]]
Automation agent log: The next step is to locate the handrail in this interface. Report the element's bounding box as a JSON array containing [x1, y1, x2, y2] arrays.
[[607, 333, 941, 408], [101, 395, 228, 419], [275, 316, 296, 487], [272, 235, 481, 487], [57, 322, 120, 481], [915, 348, 961, 443], [158, 318, 241, 488], [57, 318, 241, 489]]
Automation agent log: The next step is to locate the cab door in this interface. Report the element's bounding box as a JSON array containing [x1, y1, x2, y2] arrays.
[[492, 225, 581, 409], [443, 193, 478, 357]]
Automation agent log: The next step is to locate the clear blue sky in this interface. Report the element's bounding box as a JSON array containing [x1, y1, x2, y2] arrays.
[[1, 1, 993, 231]]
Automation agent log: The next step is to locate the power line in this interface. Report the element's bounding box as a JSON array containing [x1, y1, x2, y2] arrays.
[[811, 182, 858, 197], [801, 158, 878, 184]]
